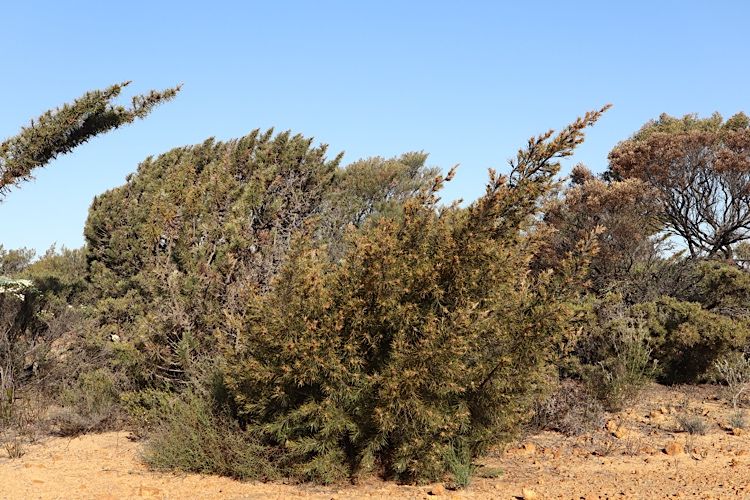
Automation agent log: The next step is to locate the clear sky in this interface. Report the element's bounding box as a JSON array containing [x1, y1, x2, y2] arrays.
[[2, 1, 749, 253]]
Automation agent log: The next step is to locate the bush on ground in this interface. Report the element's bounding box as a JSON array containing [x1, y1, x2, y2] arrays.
[[220, 109, 607, 484]]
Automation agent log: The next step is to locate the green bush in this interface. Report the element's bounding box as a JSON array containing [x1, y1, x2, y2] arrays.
[[221, 109, 606, 483], [587, 311, 654, 410], [564, 295, 655, 410], [635, 297, 749, 383], [140, 391, 277, 481], [684, 261, 750, 318], [84, 130, 437, 387], [52, 368, 121, 436]]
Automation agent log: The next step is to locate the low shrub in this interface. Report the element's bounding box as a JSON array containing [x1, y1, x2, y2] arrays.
[[636, 297, 750, 384], [51, 368, 121, 436], [585, 312, 654, 411], [531, 380, 604, 436], [567, 296, 655, 411], [730, 410, 746, 429], [141, 391, 277, 481], [676, 413, 708, 435], [712, 352, 750, 408]]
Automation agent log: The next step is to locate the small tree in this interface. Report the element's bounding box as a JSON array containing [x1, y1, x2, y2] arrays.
[[608, 112, 750, 259], [0, 81, 179, 200], [541, 164, 663, 297]]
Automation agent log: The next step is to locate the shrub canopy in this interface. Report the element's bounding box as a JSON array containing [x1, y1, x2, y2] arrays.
[[221, 108, 607, 483]]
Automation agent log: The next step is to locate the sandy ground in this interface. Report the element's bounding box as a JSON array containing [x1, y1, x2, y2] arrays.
[[1, 384, 750, 499]]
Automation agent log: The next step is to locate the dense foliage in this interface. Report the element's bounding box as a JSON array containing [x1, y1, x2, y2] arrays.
[[5, 99, 750, 487], [84, 132, 438, 386], [221, 109, 605, 482]]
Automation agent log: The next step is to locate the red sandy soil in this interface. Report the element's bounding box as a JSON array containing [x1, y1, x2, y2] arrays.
[[1, 384, 749, 499]]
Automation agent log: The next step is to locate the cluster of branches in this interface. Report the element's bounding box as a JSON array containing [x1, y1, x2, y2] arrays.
[[608, 112, 750, 259], [0, 81, 180, 200]]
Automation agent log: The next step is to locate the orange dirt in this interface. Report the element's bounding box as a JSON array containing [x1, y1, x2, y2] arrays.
[[1, 384, 749, 499]]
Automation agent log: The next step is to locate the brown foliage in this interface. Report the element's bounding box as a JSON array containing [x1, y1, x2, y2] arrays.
[[608, 112, 750, 258], [541, 164, 662, 294]]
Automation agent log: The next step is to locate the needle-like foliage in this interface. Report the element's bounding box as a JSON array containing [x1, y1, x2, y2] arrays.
[[0, 81, 180, 199], [221, 108, 608, 483]]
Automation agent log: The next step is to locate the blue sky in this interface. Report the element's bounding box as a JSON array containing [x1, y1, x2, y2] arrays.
[[2, 1, 749, 253]]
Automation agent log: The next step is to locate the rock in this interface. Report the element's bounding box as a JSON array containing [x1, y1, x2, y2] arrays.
[[521, 488, 539, 499], [664, 441, 684, 456], [428, 484, 445, 496]]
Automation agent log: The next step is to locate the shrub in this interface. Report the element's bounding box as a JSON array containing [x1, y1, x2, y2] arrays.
[[566, 295, 655, 410], [730, 410, 746, 429], [531, 380, 604, 435], [141, 391, 277, 481], [222, 109, 607, 483], [51, 368, 121, 436], [0, 278, 42, 425], [635, 297, 750, 383], [3, 439, 24, 458], [444, 442, 475, 489], [676, 413, 708, 435], [587, 312, 654, 410], [713, 352, 750, 408], [684, 261, 750, 318], [84, 131, 437, 387]]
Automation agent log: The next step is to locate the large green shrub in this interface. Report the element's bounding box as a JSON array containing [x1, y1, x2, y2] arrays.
[[84, 131, 342, 384], [84, 129, 438, 387], [220, 109, 606, 484]]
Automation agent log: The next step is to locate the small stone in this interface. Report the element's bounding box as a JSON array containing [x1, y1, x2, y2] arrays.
[[138, 487, 164, 499], [664, 441, 684, 456], [521, 488, 539, 499], [613, 427, 629, 439], [428, 484, 445, 496]]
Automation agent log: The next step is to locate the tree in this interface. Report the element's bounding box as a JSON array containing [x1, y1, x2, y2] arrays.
[[608, 112, 750, 259], [541, 164, 663, 296], [0, 81, 180, 200]]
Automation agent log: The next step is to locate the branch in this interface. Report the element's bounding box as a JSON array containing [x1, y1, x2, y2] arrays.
[[0, 81, 181, 199]]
